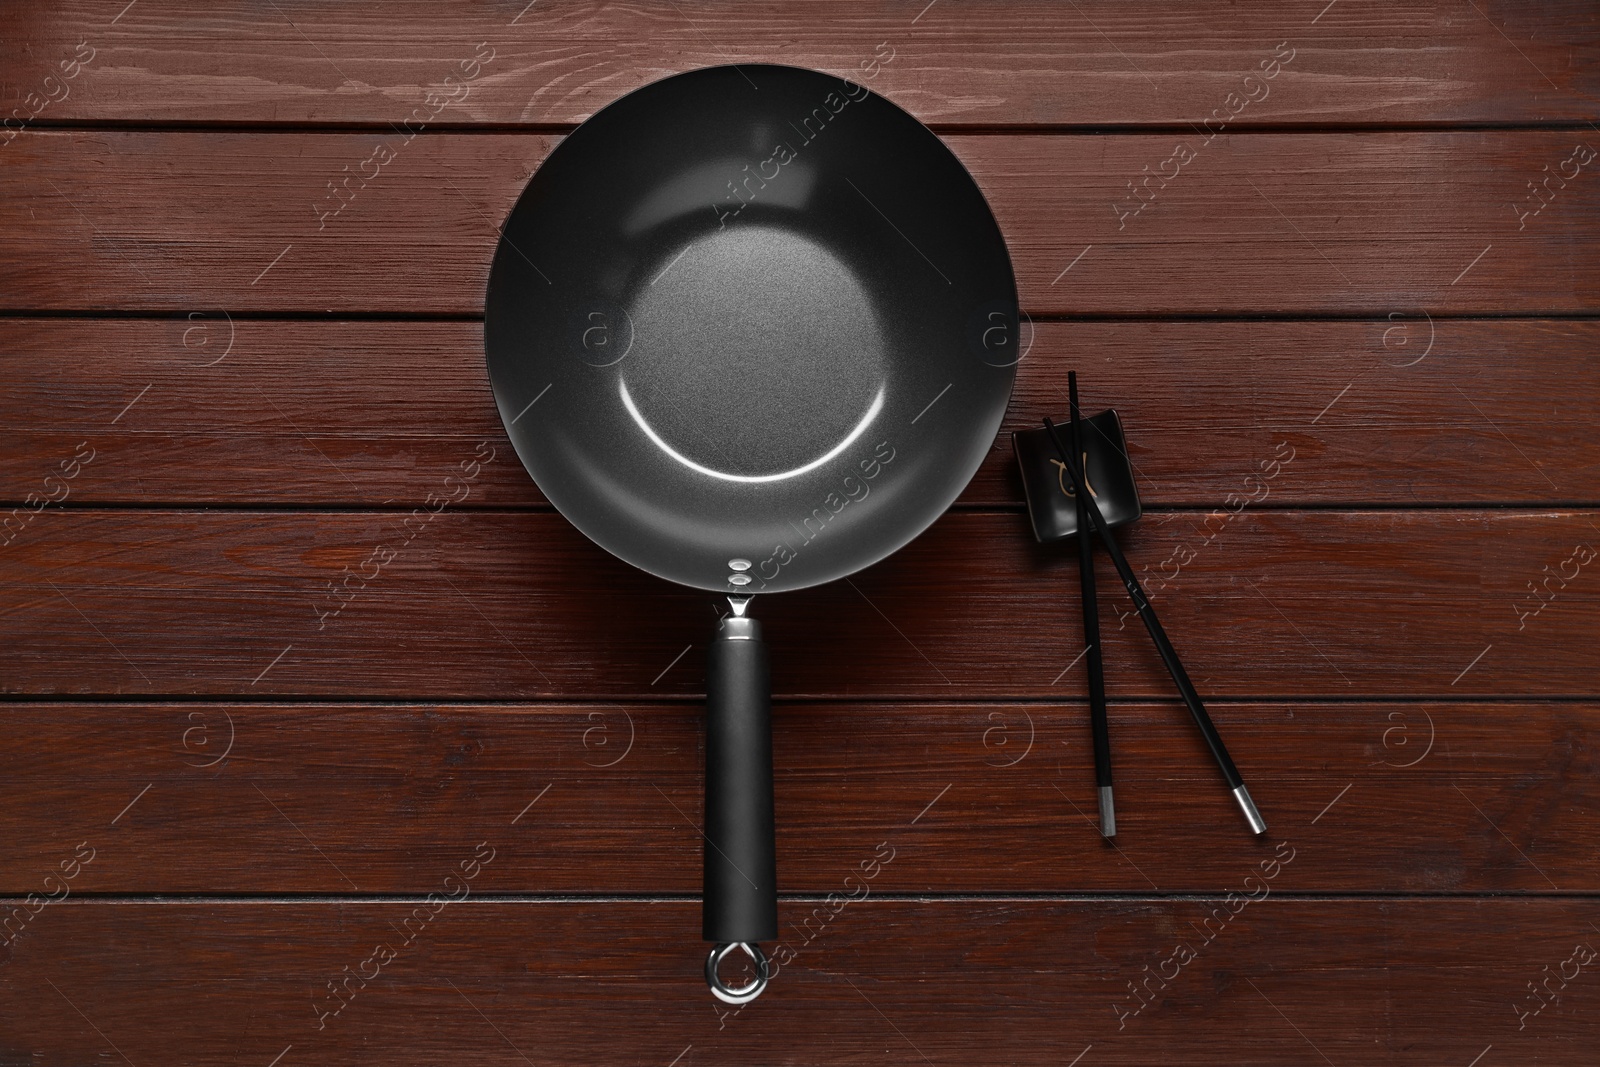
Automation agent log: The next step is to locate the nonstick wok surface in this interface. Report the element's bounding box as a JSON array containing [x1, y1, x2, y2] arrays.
[[486, 64, 1019, 594]]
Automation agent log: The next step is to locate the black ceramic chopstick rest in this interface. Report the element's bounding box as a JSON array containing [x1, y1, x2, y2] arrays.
[[1013, 409, 1142, 543]]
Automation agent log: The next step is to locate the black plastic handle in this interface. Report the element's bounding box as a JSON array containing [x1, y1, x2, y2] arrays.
[[702, 610, 778, 945]]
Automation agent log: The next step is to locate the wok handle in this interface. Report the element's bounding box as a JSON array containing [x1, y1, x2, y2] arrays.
[[702, 607, 777, 1001]]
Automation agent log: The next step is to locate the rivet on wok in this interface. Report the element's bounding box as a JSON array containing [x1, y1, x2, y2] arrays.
[[727, 558, 752, 571]]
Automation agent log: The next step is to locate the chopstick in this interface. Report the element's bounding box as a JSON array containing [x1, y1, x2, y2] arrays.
[[1068, 373, 1115, 838], [1043, 414, 1267, 836]]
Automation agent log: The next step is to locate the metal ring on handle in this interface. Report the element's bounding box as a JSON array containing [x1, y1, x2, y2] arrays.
[[705, 941, 770, 1004]]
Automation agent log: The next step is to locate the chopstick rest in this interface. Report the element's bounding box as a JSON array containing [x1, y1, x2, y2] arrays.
[[1013, 407, 1142, 543]]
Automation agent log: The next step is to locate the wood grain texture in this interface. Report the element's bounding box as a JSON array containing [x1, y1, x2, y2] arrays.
[[3, 317, 1597, 508], [3, 0, 1599, 1058], [2, 0, 1596, 127], [0, 701, 1591, 894], [2, 510, 1596, 699], [1, 899, 1596, 1065], [4, 130, 1599, 314]]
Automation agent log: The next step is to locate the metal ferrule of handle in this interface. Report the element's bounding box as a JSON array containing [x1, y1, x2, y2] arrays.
[[720, 615, 757, 641]]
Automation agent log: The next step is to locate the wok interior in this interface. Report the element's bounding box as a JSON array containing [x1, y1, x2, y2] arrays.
[[486, 64, 1019, 594]]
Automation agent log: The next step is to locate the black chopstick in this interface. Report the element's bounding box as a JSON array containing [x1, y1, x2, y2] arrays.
[[1068, 373, 1115, 838], [1043, 414, 1266, 835]]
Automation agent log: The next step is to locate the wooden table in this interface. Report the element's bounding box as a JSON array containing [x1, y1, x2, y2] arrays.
[[2, 2, 1597, 1063]]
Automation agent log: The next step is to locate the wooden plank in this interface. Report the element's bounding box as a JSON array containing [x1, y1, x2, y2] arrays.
[[0, 701, 1592, 894], [0, 899, 1595, 1064], [2, 1, 1596, 127], [1, 510, 1595, 698], [2, 317, 1595, 507], [3, 130, 1598, 314]]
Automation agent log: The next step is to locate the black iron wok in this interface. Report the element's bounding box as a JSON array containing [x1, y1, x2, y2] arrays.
[[485, 63, 1018, 1002]]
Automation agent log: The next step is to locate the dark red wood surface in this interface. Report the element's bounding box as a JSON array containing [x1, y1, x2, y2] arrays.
[[3, 900, 1598, 1066], [0, 701, 1591, 894], [4, 0, 1597, 127], [2, 1, 1598, 1063]]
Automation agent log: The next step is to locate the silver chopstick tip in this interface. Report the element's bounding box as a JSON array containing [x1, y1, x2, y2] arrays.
[[1232, 784, 1266, 835], [1098, 785, 1116, 838]]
